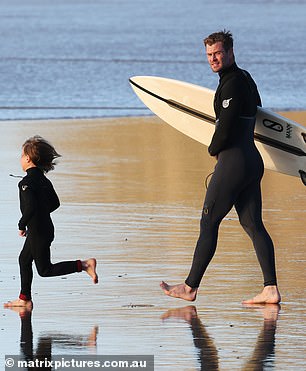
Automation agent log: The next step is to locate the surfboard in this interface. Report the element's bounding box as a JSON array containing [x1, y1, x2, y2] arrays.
[[130, 76, 306, 185]]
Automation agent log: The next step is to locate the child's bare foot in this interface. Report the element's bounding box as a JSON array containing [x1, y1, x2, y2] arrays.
[[4, 298, 33, 310], [242, 285, 281, 304], [160, 281, 197, 301], [82, 258, 98, 284]]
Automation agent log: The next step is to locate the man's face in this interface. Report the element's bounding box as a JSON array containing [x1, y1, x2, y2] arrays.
[[205, 41, 234, 73]]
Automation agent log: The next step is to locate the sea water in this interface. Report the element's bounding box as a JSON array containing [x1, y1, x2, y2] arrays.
[[0, 0, 305, 120]]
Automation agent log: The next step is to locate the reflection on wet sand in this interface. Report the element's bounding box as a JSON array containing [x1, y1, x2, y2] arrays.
[[242, 304, 279, 371], [0, 117, 305, 370], [162, 306, 219, 370], [161, 304, 280, 371], [8, 307, 98, 368]]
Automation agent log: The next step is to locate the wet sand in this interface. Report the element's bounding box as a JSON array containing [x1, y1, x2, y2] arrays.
[[0, 113, 305, 370]]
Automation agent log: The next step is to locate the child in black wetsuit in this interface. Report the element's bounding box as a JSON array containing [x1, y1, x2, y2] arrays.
[[4, 136, 98, 309]]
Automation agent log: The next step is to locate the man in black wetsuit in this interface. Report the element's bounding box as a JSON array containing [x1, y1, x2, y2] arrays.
[[161, 30, 281, 304]]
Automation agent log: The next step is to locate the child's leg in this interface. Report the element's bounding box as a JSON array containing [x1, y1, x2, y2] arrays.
[[19, 237, 34, 301], [33, 238, 98, 283], [4, 238, 34, 307]]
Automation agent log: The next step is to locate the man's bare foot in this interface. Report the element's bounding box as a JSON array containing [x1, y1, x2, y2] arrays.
[[160, 281, 197, 301], [242, 285, 281, 304], [82, 258, 98, 284], [4, 298, 33, 310]]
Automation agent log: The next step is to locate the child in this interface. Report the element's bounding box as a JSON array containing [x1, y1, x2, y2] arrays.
[[4, 136, 98, 309]]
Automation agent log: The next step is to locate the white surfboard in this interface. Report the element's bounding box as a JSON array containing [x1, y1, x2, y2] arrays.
[[130, 76, 306, 185]]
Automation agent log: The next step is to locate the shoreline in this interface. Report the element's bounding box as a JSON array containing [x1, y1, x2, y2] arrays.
[[0, 109, 305, 125]]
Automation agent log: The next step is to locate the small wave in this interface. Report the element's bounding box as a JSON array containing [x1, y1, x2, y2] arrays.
[[0, 57, 305, 65]]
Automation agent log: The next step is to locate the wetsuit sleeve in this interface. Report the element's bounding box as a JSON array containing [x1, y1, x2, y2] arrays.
[[18, 183, 37, 230], [208, 77, 244, 156]]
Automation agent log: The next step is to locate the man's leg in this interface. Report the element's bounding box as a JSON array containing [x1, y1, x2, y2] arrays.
[[235, 181, 281, 304], [161, 162, 239, 300]]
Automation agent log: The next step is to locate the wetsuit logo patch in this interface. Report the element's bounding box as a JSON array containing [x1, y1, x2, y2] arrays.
[[22, 185, 28, 191], [222, 98, 232, 108]]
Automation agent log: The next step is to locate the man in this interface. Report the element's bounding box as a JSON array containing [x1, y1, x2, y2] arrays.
[[160, 30, 281, 304]]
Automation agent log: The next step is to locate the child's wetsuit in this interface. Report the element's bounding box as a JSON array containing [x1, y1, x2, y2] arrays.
[[18, 167, 81, 301]]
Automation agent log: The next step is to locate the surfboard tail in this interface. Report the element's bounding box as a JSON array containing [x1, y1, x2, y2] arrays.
[[130, 76, 306, 181], [299, 170, 306, 186]]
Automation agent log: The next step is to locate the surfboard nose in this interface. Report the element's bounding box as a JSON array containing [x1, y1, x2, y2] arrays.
[[129, 76, 137, 85], [129, 76, 148, 84]]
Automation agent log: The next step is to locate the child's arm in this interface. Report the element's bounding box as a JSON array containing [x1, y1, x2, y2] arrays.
[[18, 183, 37, 232]]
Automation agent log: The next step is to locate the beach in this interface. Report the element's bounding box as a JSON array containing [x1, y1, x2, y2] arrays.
[[0, 112, 305, 370]]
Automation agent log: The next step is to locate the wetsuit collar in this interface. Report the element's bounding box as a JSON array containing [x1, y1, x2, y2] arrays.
[[218, 62, 239, 79], [26, 167, 43, 175]]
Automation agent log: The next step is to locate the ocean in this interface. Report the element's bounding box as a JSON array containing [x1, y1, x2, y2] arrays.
[[0, 0, 305, 120]]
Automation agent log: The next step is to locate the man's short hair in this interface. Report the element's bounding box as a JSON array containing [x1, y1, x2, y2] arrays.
[[204, 30, 233, 51]]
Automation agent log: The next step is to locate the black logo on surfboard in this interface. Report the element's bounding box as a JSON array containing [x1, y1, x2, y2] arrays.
[[263, 119, 283, 132], [286, 124, 293, 139]]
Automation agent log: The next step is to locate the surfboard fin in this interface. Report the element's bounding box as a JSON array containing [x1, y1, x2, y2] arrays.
[[299, 170, 306, 186]]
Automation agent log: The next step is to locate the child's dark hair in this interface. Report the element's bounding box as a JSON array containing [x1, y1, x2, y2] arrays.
[[22, 136, 61, 173]]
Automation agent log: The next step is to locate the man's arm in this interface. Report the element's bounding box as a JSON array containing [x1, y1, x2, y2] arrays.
[[208, 77, 243, 156]]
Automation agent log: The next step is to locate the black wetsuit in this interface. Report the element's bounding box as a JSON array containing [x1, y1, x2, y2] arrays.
[[18, 167, 81, 301], [185, 63, 277, 288]]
